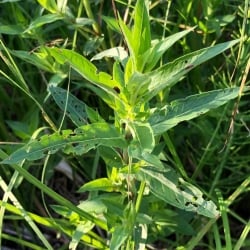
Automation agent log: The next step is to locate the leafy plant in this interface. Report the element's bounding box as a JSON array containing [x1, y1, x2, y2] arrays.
[[0, 0, 247, 249]]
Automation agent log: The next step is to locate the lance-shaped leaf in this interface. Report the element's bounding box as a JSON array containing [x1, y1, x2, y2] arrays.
[[150, 87, 239, 135], [132, 0, 151, 58], [140, 39, 239, 101], [48, 85, 104, 126], [47, 47, 128, 111], [141, 27, 195, 72], [137, 167, 219, 218], [1, 123, 127, 164], [37, 0, 58, 13]]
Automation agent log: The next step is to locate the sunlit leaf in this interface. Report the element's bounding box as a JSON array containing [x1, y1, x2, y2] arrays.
[[37, 0, 58, 13], [141, 27, 195, 72], [141, 39, 240, 101], [137, 167, 220, 218], [1, 123, 127, 164], [150, 87, 239, 135]]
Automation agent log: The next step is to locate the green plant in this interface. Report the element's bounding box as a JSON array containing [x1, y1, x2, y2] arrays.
[[0, 0, 248, 249]]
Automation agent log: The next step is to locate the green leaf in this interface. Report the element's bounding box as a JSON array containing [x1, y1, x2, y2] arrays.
[[11, 50, 57, 73], [78, 178, 122, 192], [48, 47, 128, 112], [48, 47, 120, 89], [150, 87, 239, 135], [25, 14, 63, 32], [102, 15, 120, 33], [48, 85, 89, 126], [0, 25, 24, 35], [130, 121, 155, 152], [37, 0, 58, 13], [137, 167, 219, 218], [141, 27, 195, 72], [91, 47, 128, 64], [141, 39, 240, 101], [1, 123, 127, 164], [132, 0, 151, 58]]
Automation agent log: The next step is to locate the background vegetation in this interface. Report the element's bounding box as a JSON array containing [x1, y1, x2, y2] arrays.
[[0, 0, 249, 249]]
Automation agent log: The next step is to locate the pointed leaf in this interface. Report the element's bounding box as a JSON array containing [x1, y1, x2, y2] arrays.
[[25, 14, 63, 32], [142, 27, 195, 72], [48, 85, 90, 126], [78, 178, 121, 192], [48, 47, 121, 89], [150, 87, 239, 135], [37, 0, 58, 13], [132, 0, 151, 57], [142, 39, 240, 101], [1, 123, 127, 164], [137, 167, 219, 218]]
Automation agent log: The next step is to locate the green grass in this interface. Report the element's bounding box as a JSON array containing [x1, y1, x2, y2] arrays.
[[0, 0, 249, 249]]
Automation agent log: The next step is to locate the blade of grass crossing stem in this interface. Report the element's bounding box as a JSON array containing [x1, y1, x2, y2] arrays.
[[162, 133, 189, 180], [216, 189, 232, 250], [226, 175, 250, 207], [186, 217, 218, 249], [234, 220, 250, 250], [0, 176, 53, 249]]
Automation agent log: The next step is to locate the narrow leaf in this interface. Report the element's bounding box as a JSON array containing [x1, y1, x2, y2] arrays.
[[142, 27, 195, 72], [142, 39, 240, 101], [150, 87, 239, 135], [37, 0, 58, 13], [132, 0, 151, 57], [137, 167, 219, 218], [48, 85, 89, 126], [25, 14, 63, 32], [1, 123, 127, 164]]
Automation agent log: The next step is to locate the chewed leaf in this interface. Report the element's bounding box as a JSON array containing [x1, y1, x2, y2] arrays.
[[150, 87, 239, 135], [1, 123, 127, 164], [49, 85, 89, 126], [137, 167, 219, 218]]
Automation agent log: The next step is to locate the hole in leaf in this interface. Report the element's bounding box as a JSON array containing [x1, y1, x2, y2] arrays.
[[113, 86, 120, 94]]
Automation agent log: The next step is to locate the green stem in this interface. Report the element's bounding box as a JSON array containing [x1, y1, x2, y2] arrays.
[[83, 0, 101, 35], [135, 181, 146, 213]]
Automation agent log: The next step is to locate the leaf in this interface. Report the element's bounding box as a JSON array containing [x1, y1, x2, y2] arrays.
[[25, 14, 63, 32], [78, 178, 121, 193], [11, 50, 57, 73], [137, 167, 219, 218], [141, 39, 240, 101], [48, 47, 128, 112], [37, 0, 58, 13], [150, 87, 239, 135], [48, 85, 89, 126], [141, 27, 195, 72], [129, 121, 155, 152], [1, 123, 127, 164], [0, 25, 24, 35], [102, 15, 120, 33], [91, 47, 128, 64], [132, 0, 151, 57], [48, 47, 120, 89]]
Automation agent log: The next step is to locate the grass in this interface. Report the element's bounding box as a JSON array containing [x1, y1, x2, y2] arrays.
[[0, 0, 249, 249]]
